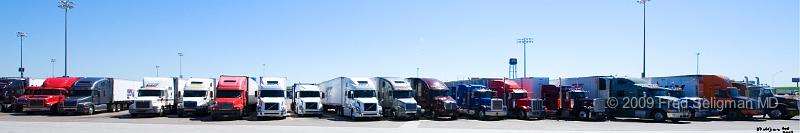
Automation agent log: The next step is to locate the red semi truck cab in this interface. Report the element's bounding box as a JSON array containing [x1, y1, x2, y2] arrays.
[[488, 80, 545, 120], [17, 77, 81, 114], [210, 76, 249, 120]]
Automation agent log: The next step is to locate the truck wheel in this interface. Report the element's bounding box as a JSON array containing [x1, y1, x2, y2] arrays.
[[517, 109, 528, 120], [0, 104, 6, 113], [478, 110, 486, 120], [50, 104, 60, 115], [578, 110, 590, 120], [178, 111, 185, 117], [768, 109, 783, 119], [87, 106, 95, 115], [130, 114, 138, 118], [722, 110, 739, 120], [652, 111, 667, 122]]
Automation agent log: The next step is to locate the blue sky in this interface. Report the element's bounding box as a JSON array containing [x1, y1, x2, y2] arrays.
[[1, 0, 798, 86]]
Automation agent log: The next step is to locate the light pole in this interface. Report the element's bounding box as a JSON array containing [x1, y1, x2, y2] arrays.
[[16, 32, 27, 78], [517, 37, 534, 89], [696, 52, 700, 74], [262, 64, 266, 77], [59, 0, 74, 77], [638, 0, 650, 78], [178, 53, 183, 78], [156, 65, 160, 77], [50, 59, 55, 77]]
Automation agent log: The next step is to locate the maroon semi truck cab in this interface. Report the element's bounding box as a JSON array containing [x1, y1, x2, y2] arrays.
[[488, 80, 545, 120], [17, 77, 81, 114], [407, 78, 459, 120], [210, 76, 252, 120]]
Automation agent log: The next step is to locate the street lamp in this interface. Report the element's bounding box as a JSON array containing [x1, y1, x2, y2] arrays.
[[16, 32, 27, 78], [178, 52, 183, 78], [696, 52, 700, 74], [156, 65, 160, 77], [50, 59, 56, 77], [638, 0, 650, 78], [58, 0, 74, 77], [517, 37, 534, 88]]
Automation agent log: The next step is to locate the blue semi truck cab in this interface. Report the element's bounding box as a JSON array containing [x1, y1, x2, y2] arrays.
[[451, 84, 507, 120]]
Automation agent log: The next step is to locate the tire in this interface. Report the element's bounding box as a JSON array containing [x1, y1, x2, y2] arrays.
[[349, 108, 355, 120], [0, 104, 6, 113], [768, 109, 783, 119], [130, 114, 138, 118], [87, 106, 95, 115], [517, 109, 528, 120], [177, 111, 185, 117], [578, 110, 590, 120], [722, 110, 738, 120], [478, 110, 486, 120], [652, 111, 667, 122], [50, 104, 60, 115]]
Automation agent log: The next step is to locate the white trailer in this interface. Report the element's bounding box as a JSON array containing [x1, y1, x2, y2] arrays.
[[177, 78, 215, 117], [320, 77, 382, 119], [62, 78, 142, 115], [129, 77, 186, 117], [557, 76, 612, 99], [291, 83, 322, 116], [256, 77, 288, 119], [514, 77, 549, 99]]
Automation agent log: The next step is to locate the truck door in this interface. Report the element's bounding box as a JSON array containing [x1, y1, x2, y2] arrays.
[[598, 78, 609, 99]]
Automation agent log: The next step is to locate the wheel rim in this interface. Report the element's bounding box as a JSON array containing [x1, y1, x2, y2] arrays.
[[655, 112, 664, 121], [580, 111, 588, 119], [770, 110, 782, 118]]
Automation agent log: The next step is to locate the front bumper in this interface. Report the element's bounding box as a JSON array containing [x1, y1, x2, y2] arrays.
[[666, 111, 691, 119], [353, 111, 382, 118], [257, 109, 288, 117], [211, 110, 242, 118], [484, 110, 507, 117], [526, 110, 546, 118], [60, 106, 90, 114], [740, 109, 764, 116], [179, 106, 208, 113], [129, 107, 163, 114], [296, 108, 321, 115], [22, 106, 52, 112]]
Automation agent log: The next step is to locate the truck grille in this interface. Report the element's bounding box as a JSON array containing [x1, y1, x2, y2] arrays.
[[405, 103, 417, 111], [217, 102, 233, 109], [491, 99, 503, 111], [593, 99, 607, 112], [183, 101, 197, 108], [530, 99, 544, 111], [304, 102, 318, 109], [64, 101, 78, 107], [135, 101, 151, 109], [363, 103, 377, 111], [444, 102, 457, 110], [264, 103, 279, 110], [30, 100, 45, 107]]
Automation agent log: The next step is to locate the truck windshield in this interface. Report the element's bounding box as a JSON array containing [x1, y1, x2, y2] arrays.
[[510, 92, 527, 99], [728, 89, 741, 97], [475, 91, 492, 98], [183, 90, 206, 97], [569, 92, 586, 99], [70, 90, 92, 97], [27, 89, 63, 95], [216, 90, 241, 98], [138, 90, 163, 97], [430, 90, 449, 97], [259, 90, 285, 98], [353, 90, 375, 98], [298, 91, 320, 98], [751, 87, 775, 97], [392, 90, 414, 98]]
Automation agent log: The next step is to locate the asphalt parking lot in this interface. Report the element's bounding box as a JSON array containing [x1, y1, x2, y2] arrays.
[[0, 110, 796, 133]]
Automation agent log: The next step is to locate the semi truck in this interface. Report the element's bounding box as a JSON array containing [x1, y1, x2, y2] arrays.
[[320, 77, 382, 120], [129, 77, 186, 117], [291, 83, 322, 116], [650, 75, 763, 120], [209, 76, 258, 120], [562, 76, 689, 122], [18, 77, 80, 114], [0, 77, 43, 112], [60, 77, 140, 115], [373, 77, 419, 120], [177, 78, 216, 117], [447, 78, 545, 120], [255, 77, 288, 119], [449, 84, 507, 120], [407, 78, 458, 120], [541, 85, 607, 120], [734, 80, 799, 120]]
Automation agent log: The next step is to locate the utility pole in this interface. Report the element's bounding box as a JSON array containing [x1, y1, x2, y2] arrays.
[[638, 0, 650, 78], [696, 52, 700, 74], [50, 59, 56, 77], [16, 32, 27, 78], [262, 64, 266, 77], [517, 37, 534, 89], [156, 65, 160, 77], [59, 0, 74, 77], [178, 52, 183, 78]]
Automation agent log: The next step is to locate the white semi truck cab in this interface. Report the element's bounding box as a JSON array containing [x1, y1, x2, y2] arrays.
[[177, 78, 215, 117], [291, 84, 322, 116], [129, 77, 184, 117], [344, 77, 382, 118], [256, 77, 288, 119]]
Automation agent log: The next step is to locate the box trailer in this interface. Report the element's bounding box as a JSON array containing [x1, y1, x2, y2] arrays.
[[255, 77, 288, 119], [61, 77, 141, 115], [650, 75, 763, 120], [18, 77, 81, 114], [291, 83, 322, 116], [0, 77, 43, 112], [209, 76, 258, 120], [407, 78, 458, 120], [129, 77, 186, 117], [373, 77, 419, 120], [178, 78, 216, 117], [320, 77, 382, 120]]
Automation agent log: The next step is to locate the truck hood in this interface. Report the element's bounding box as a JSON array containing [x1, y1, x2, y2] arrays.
[[354, 98, 379, 103], [298, 98, 321, 103], [396, 98, 417, 104], [22, 95, 60, 99], [434, 96, 456, 103], [259, 97, 284, 103]]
